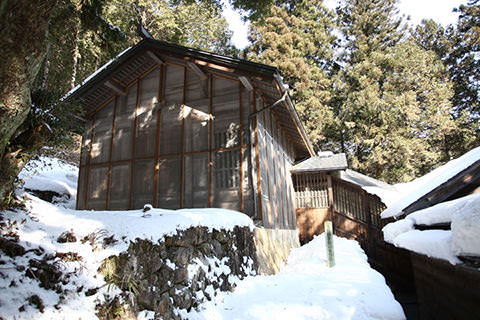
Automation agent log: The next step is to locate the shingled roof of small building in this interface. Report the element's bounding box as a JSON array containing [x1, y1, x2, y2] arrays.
[[291, 153, 348, 173]]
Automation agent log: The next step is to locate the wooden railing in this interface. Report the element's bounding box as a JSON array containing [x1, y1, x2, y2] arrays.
[[293, 173, 386, 228], [293, 172, 390, 271], [331, 176, 385, 228], [293, 173, 329, 208]]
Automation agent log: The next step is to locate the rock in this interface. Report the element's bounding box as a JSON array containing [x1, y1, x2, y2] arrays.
[[25, 258, 62, 290], [99, 226, 258, 320], [85, 287, 98, 296], [210, 239, 223, 256], [173, 267, 188, 285], [28, 295, 44, 313], [213, 230, 228, 244], [25, 189, 64, 203], [171, 286, 192, 309], [0, 237, 26, 257], [156, 293, 172, 317], [172, 247, 194, 266]]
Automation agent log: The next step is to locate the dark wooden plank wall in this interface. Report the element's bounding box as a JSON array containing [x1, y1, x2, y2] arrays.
[[410, 252, 480, 320]]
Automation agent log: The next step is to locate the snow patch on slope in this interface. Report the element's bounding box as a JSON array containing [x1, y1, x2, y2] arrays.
[[1, 187, 253, 320], [19, 156, 78, 208]]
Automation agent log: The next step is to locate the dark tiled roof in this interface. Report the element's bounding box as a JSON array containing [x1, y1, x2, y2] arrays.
[[291, 153, 347, 173]]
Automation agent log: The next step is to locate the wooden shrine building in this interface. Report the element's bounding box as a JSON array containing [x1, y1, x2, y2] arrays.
[[68, 39, 315, 230]]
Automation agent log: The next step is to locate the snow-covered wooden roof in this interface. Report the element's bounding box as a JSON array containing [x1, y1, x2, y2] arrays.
[[381, 146, 480, 219]]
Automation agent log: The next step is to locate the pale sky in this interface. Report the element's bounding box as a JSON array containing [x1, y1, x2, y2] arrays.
[[224, 0, 468, 49]]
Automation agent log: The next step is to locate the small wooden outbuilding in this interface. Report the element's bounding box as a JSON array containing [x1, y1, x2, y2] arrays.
[[291, 153, 387, 247], [68, 39, 314, 230]]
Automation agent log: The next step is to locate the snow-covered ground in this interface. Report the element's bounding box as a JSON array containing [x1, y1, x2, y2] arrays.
[[0, 157, 405, 319], [186, 234, 405, 320]]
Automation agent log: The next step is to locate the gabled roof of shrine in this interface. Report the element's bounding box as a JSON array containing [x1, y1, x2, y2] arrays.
[[67, 39, 315, 158]]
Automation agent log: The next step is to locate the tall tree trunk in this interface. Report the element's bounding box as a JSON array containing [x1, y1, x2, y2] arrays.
[[0, 0, 58, 206], [70, 25, 80, 90], [41, 41, 52, 90]]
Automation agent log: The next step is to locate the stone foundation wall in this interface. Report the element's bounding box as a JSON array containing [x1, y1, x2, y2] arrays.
[[99, 226, 257, 319], [253, 227, 300, 275]]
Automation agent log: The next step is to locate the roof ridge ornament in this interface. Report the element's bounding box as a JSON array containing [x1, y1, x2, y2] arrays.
[[137, 23, 154, 40]]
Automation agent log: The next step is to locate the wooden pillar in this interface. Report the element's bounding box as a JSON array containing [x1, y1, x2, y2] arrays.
[[262, 107, 273, 228], [83, 117, 95, 210], [363, 190, 374, 258], [269, 110, 279, 228], [327, 174, 334, 223], [239, 82, 244, 212], [105, 96, 118, 209], [153, 65, 164, 207], [208, 75, 213, 207], [129, 81, 140, 209], [180, 66, 186, 208], [252, 91, 263, 223]]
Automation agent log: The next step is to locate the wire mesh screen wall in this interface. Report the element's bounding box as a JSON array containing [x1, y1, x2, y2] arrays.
[[76, 60, 298, 227]]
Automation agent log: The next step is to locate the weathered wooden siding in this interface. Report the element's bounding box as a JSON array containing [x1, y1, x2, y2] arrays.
[[255, 101, 297, 230], [77, 64, 263, 218], [295, 207, 330, 244], [410, 252, 480, 320]]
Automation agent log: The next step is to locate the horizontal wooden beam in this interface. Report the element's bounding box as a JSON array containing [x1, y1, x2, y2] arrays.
[[239, 76, 253, 91], [146, 50, 165, 65], [187, 61, 207, 80], [104, 80, 126, 96]]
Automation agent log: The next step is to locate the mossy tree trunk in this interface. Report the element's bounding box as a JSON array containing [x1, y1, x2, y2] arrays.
[[0, 0, 57, 207]]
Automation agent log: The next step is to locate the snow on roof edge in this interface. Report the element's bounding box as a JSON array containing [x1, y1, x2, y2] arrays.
[[338, 169, 399, 206], [381, 145, 480, 219]]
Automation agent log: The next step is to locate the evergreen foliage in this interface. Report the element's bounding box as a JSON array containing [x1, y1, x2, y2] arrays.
[[450, 0, 480, 118], [0, 0, 262, 207], [412, 16, 480, 154], [103, 0, 236, 56], [248, 0, 337, 150], [248, 0, 472, 183], [2, 0, 480, 207], [333, 0, 464, 182]]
